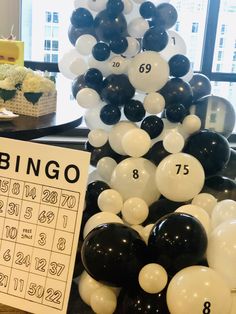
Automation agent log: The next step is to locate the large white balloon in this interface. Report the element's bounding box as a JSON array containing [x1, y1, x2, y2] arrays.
[[207, 219, 236, 289], [90, 286, 117, 314], [127, 17, 149, 38], [161, 30, 187, 61], [191, 193, 217, 216], [167, 266, 232, 314], [211, 200, 236, 229]]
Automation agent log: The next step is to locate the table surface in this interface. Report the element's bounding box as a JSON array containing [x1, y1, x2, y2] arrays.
[[0, 99, 83, 140]]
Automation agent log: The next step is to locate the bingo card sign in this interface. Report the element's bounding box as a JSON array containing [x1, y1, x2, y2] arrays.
[[0, 137, 90, 314]]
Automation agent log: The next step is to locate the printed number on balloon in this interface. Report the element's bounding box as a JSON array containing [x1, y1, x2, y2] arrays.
[[133, 169, 139, 179], [203, 301, 211, 314], [139, 63, 152, 73], [176, 164, 189, 175]]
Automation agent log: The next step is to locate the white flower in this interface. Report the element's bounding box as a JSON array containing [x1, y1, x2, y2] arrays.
[[0, 78, 16, 90]]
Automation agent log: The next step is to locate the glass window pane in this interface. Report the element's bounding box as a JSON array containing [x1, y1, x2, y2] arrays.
[[171, 0, 209, 71], [212, 0, 236, 73]]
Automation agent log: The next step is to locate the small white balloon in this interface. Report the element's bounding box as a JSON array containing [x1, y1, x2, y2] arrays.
[[176, 204, 210, 235], [182, 114, 201, 134], [123, 0, 133, 14], [131, 224, 144, 237], [69, 57, 88, 76], [78, 271, 103, 305], [87, 0, 107, 11], [123, 37, 140, 58], [132, 0, 145, 3], [108, 56, 130, 74], [98, 189, 123, 214], [97, 157, 117, 181], [122, 197, 149, 225], [138, 263, 168, 294], [83, 212, 123, 239], [88, 129, 108, 147], [128, 17, 149, 38], [75, 34, 97, 56], [144, 92, 165, 114], [141, 224, 154, 244], [163, 130, 185, 154], [90, 286, 117, 314], [88, 56, 111, 77], [211, 200, 236, 229], [192, 193, 217, 216], [58, 49, 80, 79], [85, 107, 111, 131], [76, 87, 101, 108], [74, 0, 89, 9], [122, 129, 151, 158]]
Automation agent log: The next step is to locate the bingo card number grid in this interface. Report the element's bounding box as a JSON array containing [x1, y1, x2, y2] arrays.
[[0, 138, 90, 314]]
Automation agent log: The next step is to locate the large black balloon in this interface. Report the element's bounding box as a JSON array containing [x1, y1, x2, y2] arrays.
[[184, 130, 230, 177], [159, 78, 193, 107], [143, 198, 185, 226], [101, 74, 135, 105], [116, 287, 170, 314], [202, 175, 236, 201], [148, 213, 208, 275], [144, 141, 170, 166], [189, 73, 212, 101], [68, 24, 95, 46], [219, 148, 236, 181], [94, 10, 127, 42], [81, 223, 147, 287], [190, 95, 236, 138]]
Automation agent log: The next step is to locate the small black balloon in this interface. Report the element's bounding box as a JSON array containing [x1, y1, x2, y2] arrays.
[[189, 73, 212, 101], [184, 130, 230, 177], [142, 27, 168, 52], [71, 75, 87, 98], [154, 3, 178, 29], [148, 213, 208, 275], [169, 54, 190, 77], [109, 36, 128, 54], [100, 104, 121, 125], [116, 287, 170, 314], [70, 8, 94, 28], [85, 180, 110, 210], [84, 68, 103, 86], [141, 116, 164, 139], [202, 175, 236, 201], [92, 42, 111, 61], [165, 102, 187, 123], [81, 223, 147, 287], [159, 78, 193, 107], [106, 0, 124, 18], [139, 1, 156, 19], [144, 141, 170, 166], [101, 74, 135, 105], [68, 24, 95, 46], [124, 100, 146, 122]]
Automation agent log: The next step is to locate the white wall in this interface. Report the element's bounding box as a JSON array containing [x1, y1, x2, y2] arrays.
[[0, 0, 21, 39]]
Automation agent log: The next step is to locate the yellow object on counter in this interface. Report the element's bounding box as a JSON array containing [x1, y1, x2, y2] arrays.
[[0, 39, 24, 66]]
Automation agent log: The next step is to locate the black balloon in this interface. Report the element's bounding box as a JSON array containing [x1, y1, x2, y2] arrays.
[[165, 102, 187, 122], [144, 141, 170, 166], [148, 213, 208, 275], [142, 27, 168, 52], [68, 24, 95, 46], [124, 100, 146, 122], [219, 148, 236, 181], [70, 8, 94, 28], [143, 198, 185, 226], [202, 175, 236, 201], [116, 287, 170, 314], [169, 54, 190, 77], [141, 116, 164, 139], [100, 104, 121, 125], [154, 3, 178, 29], [85, 180, 110, 210], [101, 74, 135, 105], [71, 75, 87, 98], [189, 73, 212, 101], [81, 223, 147, 287], [159, 78, 193, 107], [184, 130, 231, 177]]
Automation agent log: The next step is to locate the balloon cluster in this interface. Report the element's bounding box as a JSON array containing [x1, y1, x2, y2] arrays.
[[60, 1, 236, 313]]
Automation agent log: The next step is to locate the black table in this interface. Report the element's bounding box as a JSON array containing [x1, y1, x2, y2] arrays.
[[0, 99, 83, 140]]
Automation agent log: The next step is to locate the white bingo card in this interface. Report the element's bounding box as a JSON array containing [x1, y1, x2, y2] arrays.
[[0, 137, 90, 314]]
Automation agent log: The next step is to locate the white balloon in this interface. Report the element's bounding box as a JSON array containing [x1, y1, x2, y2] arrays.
[[191, 193, 217, 216], [176, 204, 210, 235], [138, 263, 168, 294], [108, 56, 130, 74], [110, 157, 161, 205], [122, 129, 151, 157], [76, 87, 101, 108], [83, 212, 123, 239], [141, 224, 154, 244], [78, 271, 103, 305], [87, 0, 107, 11], [90, 286, 117, 314], [108, 121, 137, 155], [98, 189, 123, 214], [123, 37, 140, 58], [128, 17, 149, 38], [74, 0, 89, 9], [121, 197, 149, 225], [85, 107, 112, 131], [211, 200, 236, 229], [156, 153, 205, 202], [88, 56, 111, 77], [161, 30, 187, 61], [167, 266, 232, 314], [182, 114, 201, 134], [123, 0, 133, 14], [207, 219, 236, 289], [131, 224, 144, 237], [97, 157, 117, 181], [88, 129, 108, 147], [144, 92, 165, 114], [163, 130, 185, 154], [69, 57, 88, 76], [75, 34, 97, 56], [128, 51, 169, 93], [58, 49, 80, 79]]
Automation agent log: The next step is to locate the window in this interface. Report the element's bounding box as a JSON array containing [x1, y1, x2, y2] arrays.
[[44, 40, 51, 51], [219, 37, 224, 48], [53, 12, 59, 23], [52, 40, 59, 51], [216, 63, 222, 72], [233, 51, 236, 61], [52, 26, 59, 38], [175, 21, 180, 32], [221, 24, 226, 34], [217, 51, 223, 61], [232, 64, 236, 73], [192, 22, 199, 33], [45, 11, 51, 23], [51, 54, 58, 63], [44, 54, 50, 62]]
